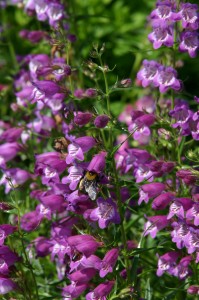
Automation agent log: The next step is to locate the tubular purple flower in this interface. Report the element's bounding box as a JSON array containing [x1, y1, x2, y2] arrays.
[[90, 197, 120, 229], [156, 251, 179, 277], [0, 168, 31, 194], [171, 256, 192, 280], [86, 280, 115, 300], [0, 225, 17, 246], [148, 26, 174, 49], [152, 192, 174, 210], [94, 115, 110, 128], [47, 3, 64, 27], [0, 276, 17, 295], [19, 30, 46, 43], [40, 194, 65, 213], [66, 137, 96, 165], [62, 282, 89, 299], [179, 31, 199, 58], [186, 203, 199, 226], [85, 88, 97, 98], [32, 80, 61, 98], [138, 182, 165, 205], [34, 237, 51, 257], [20, 210, 42, 232], [150, 2, 178, 25], [167, 198, 193, 219], [67, 235, 103, 257], [74, 112, 93, 126], [87, 151, 107, 174], [144, 215, 170, 238], [68, 268, 97, 283], [0, 246, 19, 275], [0, 127, 23, 142], [178, 3, 199, 30], [155, 66, 181, 93], [0, 142, 21, 168], [176, 169, 197, 185], [187, 285, 199, 295], [95, 248, 119, 278], [137, 60, 160, 88], [62, 166, 84, 190]]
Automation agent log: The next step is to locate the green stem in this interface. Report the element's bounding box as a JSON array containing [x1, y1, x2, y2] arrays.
[[98, 52, 131, 285], [1, 9, 18, 71], [10, 187, 39, 300]]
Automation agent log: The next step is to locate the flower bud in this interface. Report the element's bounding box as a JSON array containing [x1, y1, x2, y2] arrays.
[[94, 115, 110, 128]]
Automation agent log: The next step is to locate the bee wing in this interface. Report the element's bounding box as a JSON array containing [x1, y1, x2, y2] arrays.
[[85, 181, 97, 201], [87, 185, 97, 201]]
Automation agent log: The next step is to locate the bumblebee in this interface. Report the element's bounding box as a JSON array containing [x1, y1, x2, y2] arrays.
[[79, 171, 98, 201], [53, 137, 69, 153]]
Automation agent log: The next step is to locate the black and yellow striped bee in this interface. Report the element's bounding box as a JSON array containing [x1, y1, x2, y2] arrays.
[[79, 171, 98, 201]]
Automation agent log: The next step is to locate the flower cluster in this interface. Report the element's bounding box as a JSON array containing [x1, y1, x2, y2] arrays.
[[0, 0, 199, 298], [148, 1, 199, 57], [137, 59, 181, 93]]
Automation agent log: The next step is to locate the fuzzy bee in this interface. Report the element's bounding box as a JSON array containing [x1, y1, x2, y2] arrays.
[[79, 171, 98, 201]]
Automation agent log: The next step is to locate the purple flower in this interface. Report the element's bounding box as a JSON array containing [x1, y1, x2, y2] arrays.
[[155, 66, 181, 93], [66, 137, 96, 165], [74, 89, 84, 99], [152, 192, 174, 210], [178, 3, 199, 30], [187, 285, 199, 295], [169, 103, 192, 133], [138, 182, 165, 205], [68, 268, 97, 283], [0, 246, 19, 275], [0, 276, 17, 294], [156, 251, 179, 276], [171, 220, 190, 250], [86, 281, 115, 300], [74, 112, 93, 126], [187, 203, 199, 226], [167, 198, 193, 219], [67, 235, 102, 257], [148, 26, 174, 49], [62, 165, 84, 190], [0, 225, 16, 246], [87, 151, 106, 174], [70, 254, 101, 273], [20, 210, 42, 232], [0, 127, 23, 142], [39, 194, 65, 213], [95, 248, 119, 278], [179, 31, 199, 58], [47, 3, 64, 27], [32, 80, 61, 98], [0, 142, 21, 168], [133, 164, 154, 183], [35, 0, 48, 21], [94, 115, 110, 128], [85, 88, 97, 98], [189, 112, 199, 140], [171, 256, 192, 280], [144, 215, 170, 238], [0, 168, 31, 194], [150, 2, 178, 25], [34, 237, 51, 257], [62, 282, 89, 299], [90, 198, 120, 229], [35, 152, 66, 184], [137, 60, 160, 88], [176, 169, 197, 185]]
